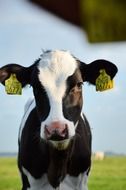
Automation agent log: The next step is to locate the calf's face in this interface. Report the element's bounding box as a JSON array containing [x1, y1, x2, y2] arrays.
[[0, 50, 118, 149], [31, 51, 83, 146]]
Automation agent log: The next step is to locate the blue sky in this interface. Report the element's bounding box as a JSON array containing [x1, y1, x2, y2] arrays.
[[0, 0, 126, 154]]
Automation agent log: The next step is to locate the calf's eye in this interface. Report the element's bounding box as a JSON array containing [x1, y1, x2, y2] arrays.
[[77, 82, 83, 89]]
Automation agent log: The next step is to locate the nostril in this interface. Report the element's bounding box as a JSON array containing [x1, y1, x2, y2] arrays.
[[45, 125, 51, 138], [61, 124, 68, 137]]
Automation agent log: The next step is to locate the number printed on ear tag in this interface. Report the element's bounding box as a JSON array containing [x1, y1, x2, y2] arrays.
[[5, 74, 22, 95], [96, 69, 113, 92]]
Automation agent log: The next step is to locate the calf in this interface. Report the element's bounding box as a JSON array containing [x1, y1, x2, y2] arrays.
[[0, 50, 117, 190]]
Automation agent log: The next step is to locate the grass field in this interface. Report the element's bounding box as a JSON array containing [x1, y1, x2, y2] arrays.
[[0, 156, 126, 190]]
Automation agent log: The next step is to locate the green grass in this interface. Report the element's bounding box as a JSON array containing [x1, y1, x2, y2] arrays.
[[89, 156, 126, 190], [0, 156, 126, 190], [0, 157, 21, 190]]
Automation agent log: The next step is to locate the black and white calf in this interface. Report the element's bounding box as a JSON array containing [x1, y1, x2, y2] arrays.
[[0, 50, 118, 190]]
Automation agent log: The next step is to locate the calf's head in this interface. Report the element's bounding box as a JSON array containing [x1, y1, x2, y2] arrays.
[[0, 50, 118, 149]]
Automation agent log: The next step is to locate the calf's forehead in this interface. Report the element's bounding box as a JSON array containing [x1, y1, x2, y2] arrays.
[[37, 51, 78, 93], [38, 50, 77, 78]]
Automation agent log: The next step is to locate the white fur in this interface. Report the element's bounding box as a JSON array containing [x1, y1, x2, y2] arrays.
[[22, 167, 88, 190], [22, 167, 54, 190], [38, 50, 77, 140], [18, 99, 35, 141], [62, 173, 88, 190]]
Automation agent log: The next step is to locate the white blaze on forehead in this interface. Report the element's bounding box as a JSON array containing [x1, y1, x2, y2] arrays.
[[39, 50, 77, 77], [38, 50, 77, 100], [38, 50, 77, 139]]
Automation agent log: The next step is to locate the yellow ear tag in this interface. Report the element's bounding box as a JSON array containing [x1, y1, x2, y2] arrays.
[[96, 69, 113, 92], [5, 74, 22, 95]]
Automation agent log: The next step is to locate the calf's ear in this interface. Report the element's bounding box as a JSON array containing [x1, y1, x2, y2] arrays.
[[80, 59, 118, 85], [0, 64, 32, 87]]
